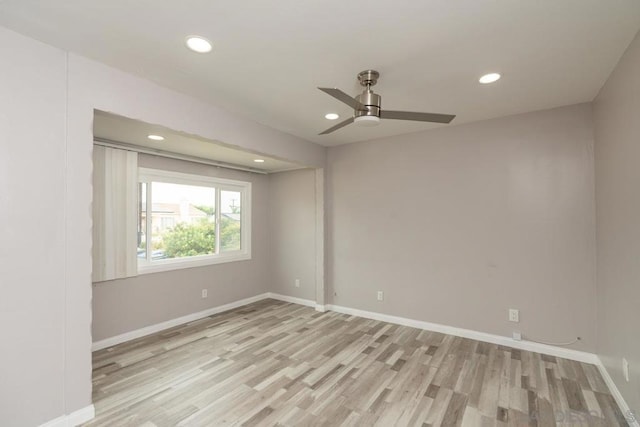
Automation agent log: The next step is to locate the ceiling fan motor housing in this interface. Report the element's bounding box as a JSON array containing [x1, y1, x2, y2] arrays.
[[355, 90, 381, 118]]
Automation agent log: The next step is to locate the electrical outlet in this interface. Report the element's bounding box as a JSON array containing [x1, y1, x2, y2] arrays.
[[512, 331, 522, 341], [295, 279, 300, 288], [377, 291, 384, 301], [623, 358, 630, 382], [508, 309, 519, 323], [201, 289, 208, 299]]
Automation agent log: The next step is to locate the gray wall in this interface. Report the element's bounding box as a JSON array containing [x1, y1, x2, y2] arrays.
[[92, 154, 271, 341], [0, 24, 326, 426], [593, 30, 640, 414], [327, 104, 597, 352], [0, 28, 67, 426], [268, 169, 317, 300]]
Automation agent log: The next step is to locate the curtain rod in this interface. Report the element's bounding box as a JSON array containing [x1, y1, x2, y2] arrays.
[[93, 137, 268, 175]]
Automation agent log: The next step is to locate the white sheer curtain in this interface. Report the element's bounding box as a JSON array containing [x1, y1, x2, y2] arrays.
[[92, 145, 138, 282]]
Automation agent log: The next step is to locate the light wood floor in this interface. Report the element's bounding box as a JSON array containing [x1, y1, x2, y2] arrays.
[[86, 299, 627, 426]]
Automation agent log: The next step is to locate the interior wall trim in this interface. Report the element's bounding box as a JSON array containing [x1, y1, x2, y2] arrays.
[[267, 292, 326, 312], [595, 358, 639, 426], [267, 294, 603, 365], [90, 292, 633, 421], [91, 293, 271, 351], [265, 292, 316, 308], [94, 291, 599, 363], [324, 303, 598, 364], [321, 302, 636, 425], [91, 293, 322, 352], [38, 404, 95, 427]]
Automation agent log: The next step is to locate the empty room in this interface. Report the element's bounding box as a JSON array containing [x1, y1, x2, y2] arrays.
[[1, 1, 640, 426]]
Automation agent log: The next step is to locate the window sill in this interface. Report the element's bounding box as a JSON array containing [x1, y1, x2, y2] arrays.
[[137, 252, 251, 275]]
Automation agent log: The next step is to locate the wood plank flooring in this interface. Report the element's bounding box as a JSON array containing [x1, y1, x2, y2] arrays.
[[86, 299, 628, 426]]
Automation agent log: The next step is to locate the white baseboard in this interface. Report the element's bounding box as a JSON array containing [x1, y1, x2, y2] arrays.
[[93, 292, 317, 351], [324, 305, 636, 420], [92, 293, 270, 351], [266, 292, 316, 308], [39, 405, 95, 427], [266, 293, 327, 312], [67, 405, 95, 426], [94, 291, 599, 364], [90, 292, 632, 421], [594, 358, 639, 427], [325, 303, 599, 365]]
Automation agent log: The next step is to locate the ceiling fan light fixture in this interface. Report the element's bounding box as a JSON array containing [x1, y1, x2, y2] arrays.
[[325, 113, 340, 120], [479, 73, 501, 84], [354, 115, 381, 127]]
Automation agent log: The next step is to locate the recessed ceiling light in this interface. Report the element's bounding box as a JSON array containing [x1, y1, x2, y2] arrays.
[[254, 159, 265, 163], [479, 73, 501, 84], [185, 36, 213, 53], [325, 113, 340, 120], [147, 134, 165, 141]]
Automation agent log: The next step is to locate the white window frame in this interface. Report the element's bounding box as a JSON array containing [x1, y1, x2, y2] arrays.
[[138, 167, 251, 274]]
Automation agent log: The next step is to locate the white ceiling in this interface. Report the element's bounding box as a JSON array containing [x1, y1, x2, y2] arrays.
[[93, 111, 303, 173], [1, 1, 639, 147]]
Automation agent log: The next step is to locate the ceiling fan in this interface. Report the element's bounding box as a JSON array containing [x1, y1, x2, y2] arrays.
[[318, 70, 456, 135]]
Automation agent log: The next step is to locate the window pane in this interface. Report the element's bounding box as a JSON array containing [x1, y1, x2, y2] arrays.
[[220, 190, 241, 252], [138, 182, 147, 259], [151, 182, 216, 259]]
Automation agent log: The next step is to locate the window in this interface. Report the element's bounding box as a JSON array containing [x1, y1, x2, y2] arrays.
[[137, 168, 251, 274]]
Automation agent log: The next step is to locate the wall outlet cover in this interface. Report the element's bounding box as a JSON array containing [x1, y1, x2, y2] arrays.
[[508, 309, 519, 323], [201, 289, 208, 298], [377, 291, 384, 301], [295, 279, 300, 288]]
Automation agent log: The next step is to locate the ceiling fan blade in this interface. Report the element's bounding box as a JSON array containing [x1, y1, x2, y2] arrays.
[[381, 110, 456, 124], [318, 88, 367, 111], [319, 117, 354, 135]]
